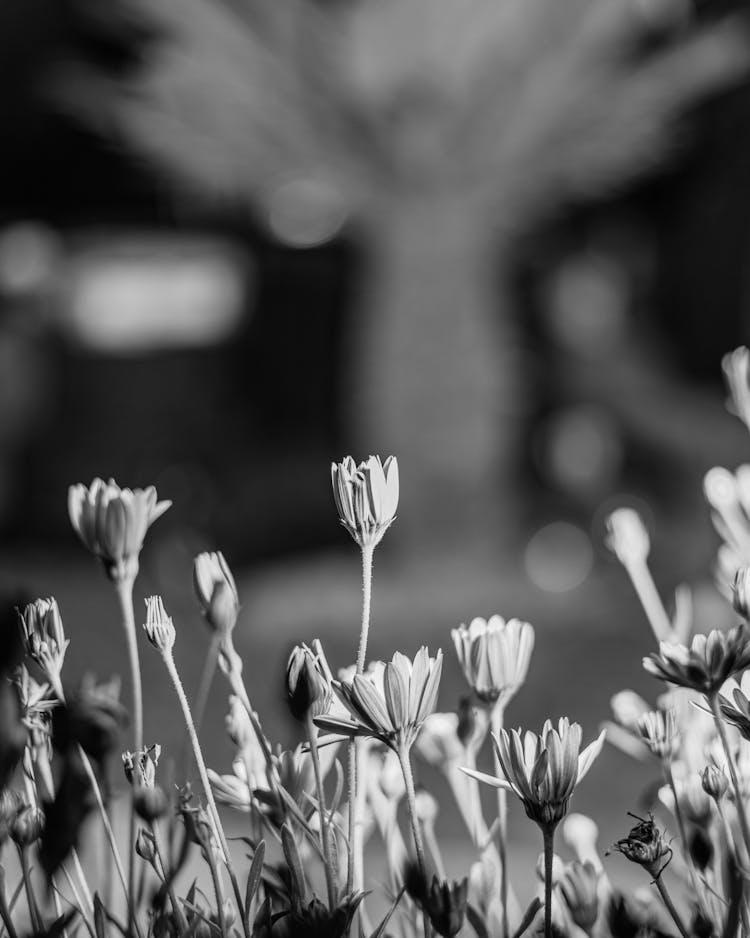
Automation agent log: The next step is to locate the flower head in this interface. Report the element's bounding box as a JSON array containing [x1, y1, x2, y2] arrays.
[[315, 647, 442, 751], [636, 709, 679, 761], [461, 718, 605, 828], [451, 616, 534, 706], [331, 455, 399, 549], [17, 598, 68, 685], [643, 625, 750, 694], [286, 643, 332, 722], [609, 813, 672, 877], [143, 596, 176, 654], [701, 764, 729, 801], [68, 478, 171, 581], [193, 551, 239, 634], [423, 877, 469, 938]]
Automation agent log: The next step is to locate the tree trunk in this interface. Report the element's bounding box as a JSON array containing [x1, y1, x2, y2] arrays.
[[343, 195, 525, 555]]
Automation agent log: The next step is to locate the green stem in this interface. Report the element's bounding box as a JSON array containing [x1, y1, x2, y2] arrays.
[[356, 545, 374, 674], [0, 869, 20, 938], [346, 739, 356, 895], [649, 868, 691, 938], [709, 693, 750, 865], [163, 649, 249, 938], [114, 576, 142, 936], [18, 846, 42, 933], [203, 838, 228, 938], [150, 822, 188, 933], [491, 706, 509, 938], [397, 744, 431, 938], [542, 824, 556, 938], [306, 716, 337, 909], [180, 632, 221, 782]]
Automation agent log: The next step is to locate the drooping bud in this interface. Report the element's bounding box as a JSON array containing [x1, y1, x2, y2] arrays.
[[193, 551, 239, 635], [0, 790, 21, 844], [286, 644, 332, 722], [143, 597, 176, 654]]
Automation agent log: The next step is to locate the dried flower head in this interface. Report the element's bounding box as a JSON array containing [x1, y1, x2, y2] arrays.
[[559, 860, 600, 934], [68, 478, 171, 581], [643, 625, 750, 694], [193, 551, 239, 634], [461, 718, 606, 828], [605, 508, 650, 568], [609, 813, 672, 878], [636, 709, 679, 760], [143, 596, 176, 654], [286, 643, 332, 722], [331, 455, 399, 549], [315, 647, 442, 752], [451, 615, 534, 706], [122, 744, 161, 789], [17, 598, 68, 686]]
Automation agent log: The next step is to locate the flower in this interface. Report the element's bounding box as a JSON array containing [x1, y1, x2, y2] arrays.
[[722, 346, 750, 429], [451, 616, 534, 706], [636, 710, 679, 760], [331, 455, 399, 548], [193, 551, 239, 634], [314, 647, 442, 751], [423, 877, 469, 938], [609, 813, 672, 877], [17, 598, 68, 685], [143, 596, 176, 654], [286, 643, 332, 722], [643, 625, 750, 694], [605, 508, 650, 568], [701, 764, 729, 801], [68, 478, 171, 581], [460, 718, 606, 828], [559, 861, 600, 934]]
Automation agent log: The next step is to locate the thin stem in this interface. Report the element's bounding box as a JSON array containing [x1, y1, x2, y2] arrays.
[[346, 739, 356, 895], [150, 821, 188, 934], [650, 871, 691, 938], [356, 545, 374, 673], [203, 840, 228, 938], [542, 824, 556, 938], [665, 764, 707, 916], [491, 705, 509, 938], [18, 846, 42, 933], [709, 693, 750, 864], [397, 744, 431, 938], [163, 650, 249, 938], [114, 576, 142, 937], [180, 632, 221, 781], [70, 850, 94, 918], [0, 870, 20, 938], [624, 559, 673, 643], [306, 715, 337, 909]]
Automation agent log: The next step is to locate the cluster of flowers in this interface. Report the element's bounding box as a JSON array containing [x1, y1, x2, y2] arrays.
[[7, 350, 750, 938]]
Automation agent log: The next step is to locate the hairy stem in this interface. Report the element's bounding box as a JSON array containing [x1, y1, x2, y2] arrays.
[[397, 743, 431, 938], [306, 715, 337, 908], [542, 823, 557, 938], [356, 545, 374, 673], [491, 705, 509, 938]]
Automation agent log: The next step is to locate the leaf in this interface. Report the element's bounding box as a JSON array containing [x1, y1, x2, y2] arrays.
[[281, 823, 307, 912], [93, 894, 106, 938], [511, 898, 543, 938], [244, 840, 266, 922], [466, 903, 490, 938]]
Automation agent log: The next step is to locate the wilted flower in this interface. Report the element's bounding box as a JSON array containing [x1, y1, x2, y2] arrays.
[[636, 710, 679, 760], [331, 455, 399, 549], [461, 718, 606, 828], [423, 876, 469, 938], [68, 478, 171, 581], [143, 596, 176, 654], [559, 861, 600, 934], [451, 616, 534, 706], [643, 625, 750, 694], [286, 643, 332, 722], [701, 764, 729, 801], [315, 647, 442, 752], [609, 813, 672, 877], [605, 508, 651, 568], [193, 551, 239, 634], [722, 346, 750, 429], [17, 599, 68, 686]]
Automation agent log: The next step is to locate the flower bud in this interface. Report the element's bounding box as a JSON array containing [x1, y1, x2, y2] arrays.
[[143, 597, 176, 654], [193, 552, 239, 635], [605, 508, 650, 567], [286, 644, 332, 722], [0, 790, 21, 844], [135, 827, 157, 863], [701, 764, 729, 802], [331, 455, 399, 549], [11, 804, 44, 847], [134, 785, 168, 822], [424, 877, 468, 938], [17, 598, 68, 682]]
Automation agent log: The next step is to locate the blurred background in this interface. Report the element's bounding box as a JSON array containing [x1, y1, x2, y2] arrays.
[[2, 0, 750, 895]]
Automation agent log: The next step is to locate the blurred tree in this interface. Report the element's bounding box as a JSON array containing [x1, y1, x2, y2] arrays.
[[56, 0, 749, 552]]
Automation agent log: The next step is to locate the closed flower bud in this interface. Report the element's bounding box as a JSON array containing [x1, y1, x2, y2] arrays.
[[68, 478, 171, 582], [11, 804, 44, 847], [134, 784, 168, 822], [143, 597, 176, 654], [605, 508, 650, 568], [135, 827, 157, 863], [193, 552, 239, 635], [734, 567, 750, 619], [722, 346, 750, 429], [452, 616, 534, 706], [424, 876, 468, 938], [17, 598, 68, 684], [331, 455, 399, 549], [123, 744, 161, 789], [286, 644, 332, 722], [701, 764, 729, 801]]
